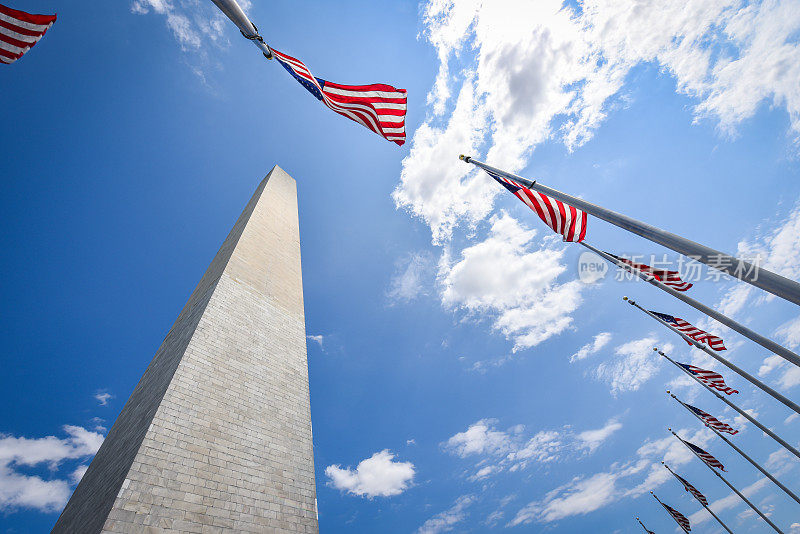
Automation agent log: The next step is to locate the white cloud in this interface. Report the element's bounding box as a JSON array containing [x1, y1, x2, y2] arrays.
[[325, 450, 414, 498], [94, 390, 113, 406], [70, 465, 89, 485], [399, 0, 800, 246], [594, 336, 674, 394], [0, 425, 104, 512], [130, 0, 233, 81], [387, 252, 434, 304], [439, 213, 583, 350], [576, 419, 623, 453], [444, 419, 514, 458], [786, 413, 799, 425], [688, 477, 771, 526], [509, 427, 712, 525], [444, 417, 621, 479], [509, 464, 645, 525], [306, 334, 325, 351], [416, 495, 475, 534], [570, 332, 612, 362]]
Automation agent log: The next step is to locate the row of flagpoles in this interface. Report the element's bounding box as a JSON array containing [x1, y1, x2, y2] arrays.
[[458, 155, 800, 532]]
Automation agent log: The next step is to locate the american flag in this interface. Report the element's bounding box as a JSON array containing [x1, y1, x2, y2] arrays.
[[607, 253, 692, 291], [0, 3, 56, 65], [675, 473, 708, 506], [271, 48, 407, 145], [686, 403, 738, 435], [662, 502, 691, 533], [678, 363, 739, 395], [650, 311, 727, 351], [686, 440, 726, 471], [482, 167, 587, 242]]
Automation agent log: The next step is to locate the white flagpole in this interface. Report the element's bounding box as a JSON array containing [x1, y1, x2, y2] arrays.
[[580, 241, 800, 369], [649, 492, 690, 534], [625, 297, 800, 415], [670, 429, 785, 534], [668, 392, 800, 506], [653, 348, 800, 461], [459, 155, 800, 306], [661, 462, 734, 534], [208, 0, 273, 59]]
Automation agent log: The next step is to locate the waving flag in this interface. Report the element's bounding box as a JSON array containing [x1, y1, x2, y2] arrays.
[[482, 167, 587, 242], [678, 363, 738, 394], [271, 48, 407, 146], [651, 312, 727, 351], [0, 3, 56, 65], [686, 404, 738, 435], [675, 473, 708, 506], [687, 441, 726, 471], [607, 252, 692, 291], [662, 503, 691, 533]]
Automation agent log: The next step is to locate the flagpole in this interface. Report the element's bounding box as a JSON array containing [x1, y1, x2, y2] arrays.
[[661, 462, 734, 534], [649, 492, 690, 534], [459, 155, 800, 306], [670, 429, 785, 534], [654, 348, 800, 461], [625, 297, 800, 415], [208, 0, 273, 59], [580, 241, 800, 369], [635, 517, 653, 534], [668, 392, 800, 506]]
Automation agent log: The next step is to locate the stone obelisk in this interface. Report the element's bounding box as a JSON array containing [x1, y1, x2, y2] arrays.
[[52, 166, 318, 533]]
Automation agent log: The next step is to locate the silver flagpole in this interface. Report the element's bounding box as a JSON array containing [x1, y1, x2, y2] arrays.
[[670, 429, 785, 534], [668, 392, 800, 506], [661, 462, 734, 534], [459, 155, 800, 306], [635, 517, 654, 534], [625, 297, 800, 415], [653, 348, 800, 461], [650, 492, 690, 534], [580, 241, 800, 369], [208, 0, 273, 59]]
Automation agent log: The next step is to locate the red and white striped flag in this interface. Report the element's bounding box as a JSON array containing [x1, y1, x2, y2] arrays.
[[662, 502, 691, 533], [482, 167, 587, 242], [271, 48, 407, 146], [651, 311, 727, 351], [686, 404, 738, 435], [0, 3, 55, 65], [686, 440, 726, 471], [678, 363, 739, 394], [607, 252, 692, 291]]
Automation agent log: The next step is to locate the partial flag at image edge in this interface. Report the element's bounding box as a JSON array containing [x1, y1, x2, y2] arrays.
[[0, 2, 56, 65]]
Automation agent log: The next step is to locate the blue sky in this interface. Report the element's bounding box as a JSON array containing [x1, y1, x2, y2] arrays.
[[2, 0, 800, 532]]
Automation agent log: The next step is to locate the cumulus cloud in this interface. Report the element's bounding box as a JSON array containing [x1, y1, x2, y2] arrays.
[[398, 0, 800, 246], [325, 450, 415, 498], [443, 417, 621, 480], [439, 213, 583, 350], [416, 495, 475, 534], [570, 332, 612, 362], [0, 425, 104, 512], [387, 252, 434, 304], [594, 336, 674, 394]]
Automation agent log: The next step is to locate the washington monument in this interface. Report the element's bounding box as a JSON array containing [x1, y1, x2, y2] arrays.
[[52, 167, 319, 533]]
